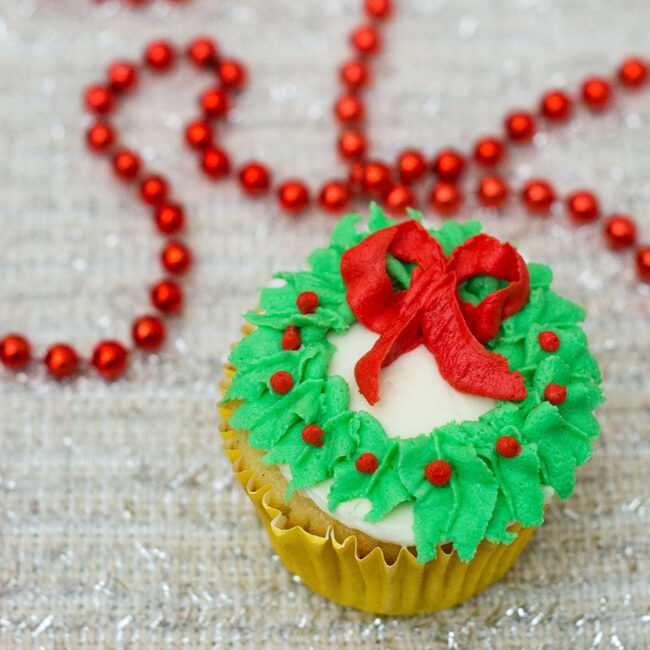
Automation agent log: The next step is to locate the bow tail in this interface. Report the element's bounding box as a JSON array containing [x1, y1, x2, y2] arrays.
[[421, 274, 528, 402]]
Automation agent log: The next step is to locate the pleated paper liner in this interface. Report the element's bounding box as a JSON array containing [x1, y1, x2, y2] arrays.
[[220, 361, 540, 615]]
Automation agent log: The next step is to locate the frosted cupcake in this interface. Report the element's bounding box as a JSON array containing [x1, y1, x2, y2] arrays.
[[219, 205, 604, 614]]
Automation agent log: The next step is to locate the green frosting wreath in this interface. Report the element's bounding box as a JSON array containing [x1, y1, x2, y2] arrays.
[[222, 204, 604, 563]]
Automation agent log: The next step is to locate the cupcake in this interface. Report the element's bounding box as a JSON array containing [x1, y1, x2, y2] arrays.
[[219, 204, 604, 615]]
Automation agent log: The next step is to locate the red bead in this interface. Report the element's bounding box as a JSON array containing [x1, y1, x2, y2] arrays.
[[581, 77, 612, 111], [151, 280, 183, 313], [319, 181, 351, 213], [302, 424, 324, 447], [432, 149, 465, 182], [296, 291, 319, 314], [334, 95, 365, 123], [185, 120, 214, 150], [429, 182, 462, 216], [112, 149, 141, 181], [338, 131, 368, 161], [544, 382, 567, 405], [365, 0, 393, 19], [340, 60, 370, 89], [477, 175, 509, 208], [201, 147, 230, 179], [107, 61, 137, 93], [44, 344, 78, 379], [604, 215, 637, 250], [161, 241, 192, 274], [618, 57, 648, 89], [540, 90, 572, 122], [635, 246, 650, 282], [91, 340, 128, 379], [505, 110, 536, 142], [566, 190, 600, 224], [154, 203, 184, 234], [239, 162, 271, 196], [384, 184, 414, 216], [132, 315, 166, 350], [473, 137, 504, 167], [270, 370, 293, 394], [356, 452, 378, 474], [278, 180, 310, 213], [521, 179, 556, 214], [84, 85, 115, 114], [281, 325, 302, 351], [86, 123, 115, 153], [200, 88, 229, 119], [145, 40, 175, 71], [362, 161, 393, 196], [496, 436, 522, 458], [351, 25, 381, 55], [219, 59, 247, 91], [187, 37, 218, 68], [0, 334, 31, 370], [538, 330, 560, 352], [140, 175, 169, 206], [425, 459, 452, 486], [397, 149, 427, 184]]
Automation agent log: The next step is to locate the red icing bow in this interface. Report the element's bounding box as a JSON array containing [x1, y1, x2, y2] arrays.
[[340, 221, 530, 405]]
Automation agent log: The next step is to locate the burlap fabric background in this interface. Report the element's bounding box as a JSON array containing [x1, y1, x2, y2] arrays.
[[1, 0, 648, 647]]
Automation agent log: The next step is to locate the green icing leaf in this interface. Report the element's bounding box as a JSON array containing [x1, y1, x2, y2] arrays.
[[428, 219, 482, 257]]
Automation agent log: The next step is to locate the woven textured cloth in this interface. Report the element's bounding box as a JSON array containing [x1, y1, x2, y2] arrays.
[[1, 0, 649, 647]]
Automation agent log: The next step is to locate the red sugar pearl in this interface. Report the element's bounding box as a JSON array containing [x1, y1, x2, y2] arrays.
[[319, 180, 351, 213], [544, 383, 567, 405], [604, 215, 637, 250], [107, 61, 137, 93], [566, 190, 599, 224], [334, 95, 365, 123], [44, 344, 78, 379], [185, 120, 214, 150], [296, 291, 319, 314], [356, 452, 378, 474], [362, 161, 393, 196], [581, 77, 612, 111], [385, 184, 414, 216], [618, 57, 648, 89], [270, 370, 293, 394], [92, 340, 128, 379], [425, 459, 452, 486], [302, 424, 324, 447], [281, 325, 302, 351], [278, 180, 310, 213], [154, 203, 184, 235], [140, 175, 169, 206], [151, 280, 183, 313], [239, 162, 271, 196], [477, 175, 509, 208], [432, 149, 465, 183], [112, 149, 141, 181], [219, 59, 248, 91], [0, 334, 31, 370], [538, 330, 560, 352], [201, 88, 229, 119], [145, 40, 175, 71], [397, 149, 427, 184], [187, 37, 218, 68], [635, 246, 650, 282], [86, 123, 115, 153], [496, 436, 522, 458], [521, 179, 556, 214], [365, 0, 393, 19], [340, 60, 370, 90], [85, 85, 115, 114], [132, 315, 166, 350], [338, 131, 368, 161], [505, 110, 536, 143], [201, 147, 230, 179], [473, 136, 504, 167], [540, 90, 572, 122], [351, 25, 381, 56], [161, 241, 192, 274], [429, 181, 462, 215]]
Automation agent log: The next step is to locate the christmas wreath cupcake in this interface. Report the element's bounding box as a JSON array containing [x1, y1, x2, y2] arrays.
[[219, 204, 604, 615]]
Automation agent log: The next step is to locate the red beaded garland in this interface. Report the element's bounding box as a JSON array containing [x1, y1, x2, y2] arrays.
[[581, 77, 612, 111], [185, 120, 214, 150], [396, 149, 427, 184], [521, 179, 556, 214], [296, 291, 319, 314], [239, 162, 271, 196], [351, 25, 381, 55], [384, 184, 414, 216], [362, 161, 393, 196], [429, 181, 462, 215], [604, 215, 637, 249], [505, 110, 536, 142], [85, 85, 115, 113], [566, 190, 600, 224], [496, 435, 522, 458], [356, 452, 378, 474], [538, 330, 560, 352], [365, 0, 393, 19], [302, 424, 324, 447], [132, 315, 166, 350], [161, 241, 192, 274], [278, 180, 310, 213], [86, 123, 115, 153], [540, 90, 572, 122], [201, 147, 231, 179], [91, 340, 128, 378], [154, 203, 185, 234], [473, 137, 504, 166], [44, 344, 79, 379], [477, 175, 509, 208], [338, 131, 368, 160], [425, 459, 452, 486], [270, 370, 293, 394], [112, 149, 141, 181], [107, 61, 137, 93], [617, 57, 648, 89], [151, 280, 183, 313], [334, 95, 365, 123], [281, 325, 302, 351], [145, 40, 175, 71], [140, 175, 169, 206], [187, 37, 218, 68], [319, 180, 351, 213], [0, 334, 31, 370], [635, 246, 650, 282], [544, 382, 567, 405], [218, 59, 247, 91], [340, 60, 370, 89], [432, 149, 465, 182], [201, 88, 229, 118]]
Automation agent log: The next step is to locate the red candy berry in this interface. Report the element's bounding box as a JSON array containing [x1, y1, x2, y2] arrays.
[[496, 436, 522, 458], [281, 325, 302, 351], [201, 147, 230, 179], [635, 246, 650, 282], [86, 123, 115, 153], [581, 77, 612, 111], [185, 120, 214, 150], [239, 162, 271, 196], [477, 175, 509, 208], [397, 149, 427, 184], [140, 175, 169, 206], [604, 215, 637, 249], [319, 181, 351, 213], [92, 340, 128, 379], [356, 452, 379, 474], [540, 90, 572, 122], [187, 37, 218, 68], [154, 203, 184, 234], [425, 459, 452, 486], [270, 370, 293, 394], [0, 334, 31, 370], [334, 95, 365, 123], [338, 131, 367, 161], [219, 59, 247, 91], [538, 330, 560, 352], [278, 180, 310, 213], [302, 424, 324, 447], [161, 241, 192, 274], [107, 61, 137, 93], [132, 315, 166, 350], [362, 161, 393, 196], [112, 149, 141, 181], [544, 383, 567, 405], [566, 190, 599, 224], [151, 280, 183, 313], [384, 184, 414, 216], [617, 57, 648, 89], [505, 110, 536, 142], [340, 60, 370, 90], [521, 179, 556, 214], [85, 85, 115, 114], [201, 88, 229, 119], [365, 0, 393, 20], [351, 26, 381, 55], [145, 40, 175, 71], [429, 182, 462, 215], [432, 149, 465, 182], [296, 291, 319, 314], [44, 344, 79, 379], [474, 137, 504, 167]]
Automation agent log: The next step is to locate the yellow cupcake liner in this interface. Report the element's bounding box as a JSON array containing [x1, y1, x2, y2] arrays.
[[220, 367, 539, 615]]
